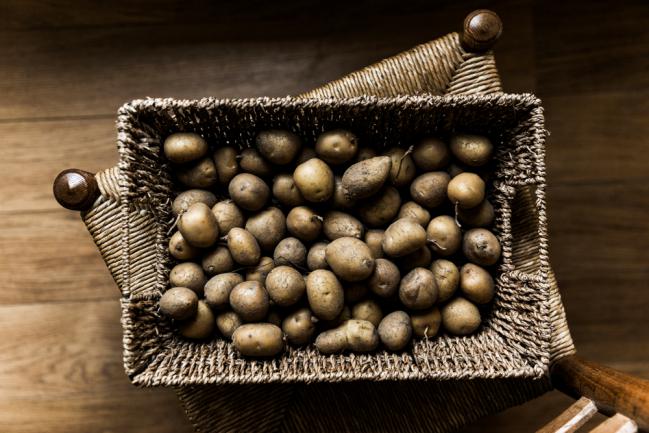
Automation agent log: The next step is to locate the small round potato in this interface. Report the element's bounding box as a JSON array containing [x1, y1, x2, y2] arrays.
[[397, 246, 432, 273], [344, 283, 369, 304], [172, 189, 217, 216], [213, 146, 239, 185], [265, 266, 306, 307], [358, 187, 401, 228], [355, 147, 377, 161], [410, 307, 442, 338], [442, 297, 481, 335], [293, 158, 334, 202], [178, 202, 219, 248], [410, 172, 450, 209], [331, 176, 354, 209], [399, 267, 438, 310], [176, 156, 218, 188], [227, 228, 261, 266], [239, 148, 273, 177], [462, 228, 501, 266], [169, 262, 207, 295], [160, 287, 199, 320], [382, 218, 427, 257], [202, 246, 234, 276], [426, 215, 461, 256], [245, 256, 274, 284], [397, 201, 431, 227], [211, 200, 244, 234], [450, 134, 493, 167], [447, 172, 485, 209], [307, 242, 329, 271], [273, 237, 307, 268], [164, 132, 208, 164], [179, 300, 215, 340], [229, 281, 269, 322], [204, 273, 244, 310], [346, 319, 380, 352], [306, 270, 344, 320], [364, 229, 385, 259], [314, 325, 348, 354], [169, 231, 200, 260], [368, 258, 400, 298], [341, 156, 391, 200], [245, 207, 286, 251], [460, 263, 495, 304], [215, 310, 242, 339], [282, 308, 316, 346], [430, 259, 459, 302], [412, 137, 450, 171], [228, 173, 270, 211], [458, 200, 495, 228], [385, 147, 416, 187], [325, 237, 375, 282], [352, 299, 383, 327], [378, 311, 412, 351], [256, 130, 302, 165], [272, 174, 304, 207], [323, 211, 364, 240], [232, 323, 284, 357], [295, 147, 317, 165], [286, 206, 323, 242], [315, 129, 358, 164]]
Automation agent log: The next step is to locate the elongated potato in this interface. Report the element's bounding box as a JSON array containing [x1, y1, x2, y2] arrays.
[[410, 172, 450, 209], [385, 147, 416, 187], [325, 237, 375, 282], [172, 189, 217, 216], [378, 311, 412, 351], [441, 297, 481, 335], [382, 218, 427, 257], [232, 323, 284, 357], [256, 130, 302, 165], [287, 206, 323, 242], [265, 266, 306, 307], [323, 211, 364, 240], [228, 173, 270, 211], [412, 137, 450, 171], [213, 146, 239, 185], [430, 259, 459, 302], [368, 258, 400, 298], [358, 187, 401, 228], [314, 325, 348, 354], [178, 202, 219, 248], [315, 130, 358, 164], [273, 237, 307, 268], [293, 158, 334, 203], [179, 301, 215, 340], [211, 200, 244, 234], [341, 156, 391, 200], [397, 201, 431, 227], [462, 228, 501, 266], [229, 281, 269, 322], [164, 132, 208, 164], [426, 215, 461, 256], [306, 270, 344, 320], [169, 262, 207, 295], [272, 174, 304, 207], [202, 246, 234, 276], [245, 207, 286, 251], [282, 308, 316, 346], [410, 307, 442, 338], [176, 156, 218, 188], [169, 231, 200, 261], [227, 228, 261, 266], [399, 268, 438, 310], [204, 273, 244, 310]]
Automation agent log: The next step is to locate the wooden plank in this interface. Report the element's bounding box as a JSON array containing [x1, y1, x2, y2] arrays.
[[589, 414, 637, 433], [536, 397, 597, 433]]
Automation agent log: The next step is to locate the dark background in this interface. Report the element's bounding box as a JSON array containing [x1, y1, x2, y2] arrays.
[[0, 0, 647, 431]]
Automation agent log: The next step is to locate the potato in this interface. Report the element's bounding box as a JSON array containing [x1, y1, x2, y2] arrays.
[[364, 229, 385, 259], [228, 173, 270, 211], [382, 218, 427, 257], [460, 263, 495, 304], [295, 147, 317, 165], [331, 176, 354, 209], [441, 298, 481, 335], [412, 137, 450, 171], [164, 132, 208, 164], [286, 206, 323, 242], [178, 202, 219, 248], [410, 307, 441, 338], [213, 146, 239, 185], [458, 200, 495, 228], [318, 305, 351, 330], [272, 174, 304, 207], [265, 265, 306, 307], [239, 148, 273, 177], [345, 319, 380, 352], [245, 207, 286, 251], [293, 158, 334, 202], [399, 268, 438, 310], [226, 228, 261, 266], [232, 323, 284, 357], [385, 147, 416, 187], [358, 187, 401, 228], [266, 308, 283, 327], [169, 262, 207, 295], [368, 258, 400, 298], [397, 246, 432, 273], [282, 308, 316, 346], [172, 189, 217, 216], [211, 200, 244, 234], [325, 237, 375, 282], [426, 215, 461, 256], [315, 129, 358, 164], [462, 228, 501, 266], [179, 300, 215, 339], [255, 130, 302, 165], [430, 259, 459, 302], [306, 270, 344, 320], [245, 256, 274, 284], [273, 237, 307, 268], [450, 134, 493, 167], [169, 231, 200, 260], [378, 311, 412, 351], [323, 211, 364, 240], [202, 246, 234, 276], [176, 156, 218, 188], [229, 281, 269, 322], [345, 283, 368, 304], [160, 287, 199, 320], [204, 273, 244, 310], [314, 324, 348, 354], [341, 156, 391, 200], [397, 201, 431, 227], [447, 172, 485, 209], [355, 147, 377, 161], [352, 299, 383, 327], [447, 163, 465, 178], [215, 310, 242, 339], [307, 242, 329, 271], [410, 172, 450, 209]]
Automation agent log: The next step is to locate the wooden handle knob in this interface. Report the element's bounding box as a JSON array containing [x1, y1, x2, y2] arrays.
[[461, 9, 503, 53], [53, 169, 100, 211]]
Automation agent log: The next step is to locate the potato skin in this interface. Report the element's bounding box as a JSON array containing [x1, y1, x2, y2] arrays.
[[169, 262, 207, 295], [358, 187, 401, 228], [341, 156, 391, 200], [352, 299, 383, 327], [179, 301, 215, 340], [325, 237, 375, 282], [286, 206, 322, 242], [399, 268, 438, 310], [176, 156, 218, 188], [245, 256, 275, 284], [410, 172, 450, 209], [213, 146, 239, 185], [232, 323, 284, 357], [323, 211, 364, 240], [397, 246, 432, 273], [226, 228, 261, 266], [169, 231, 201, 261], [430, 259, 459, 302], [202, 246, 234, 276], [228, 173, 270, 211], [245, 207, 286, 251], [204, 273, 244, 310], [331, 176, 354, 209], [306, 270, 344, 320], [426, 215, 461, 256], [412, 137, 450, 171], [458, 200, 495, 228], [307, 242, 329, 271], [172, 189, 217, 216], [255, 130, 302, 165], [368, 258, 400, 298], [160, 287, 199, 320], [293, 158, 335, 202], [459, 263, 495, 304], [364, 229, 385, 259], [265, 266, 306, 307], [178, 202, 219, 248], [229, 281, 269, 322], [273, 237, 307, 268], [450, 134, 493, 167], [164, 132, 208, 164], [282, 308, 316, 346], [447, 172, 485, 209], [211, 200, 244, 234], [272, 174, 304, 207], [345, 319, 380, 352], [378, 311, 412, 351], [398, 201, 431, 227], [239, 148, 273, 177], [315, 325, 348, 354], [315, 130, 358, 165], [215, 310, 242, 339], [385, 147, 416, 187], [462, 228, 501, 266], [382, 218, 427, 257], [441, 298, 481, 335], [410, 307, 442, 338]]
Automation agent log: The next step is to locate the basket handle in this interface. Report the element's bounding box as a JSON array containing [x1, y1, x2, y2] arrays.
[[460, 9, 503, 53], [53, 168, 100, 211]]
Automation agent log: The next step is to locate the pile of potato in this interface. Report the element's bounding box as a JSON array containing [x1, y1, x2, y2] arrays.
[[160, 129, 501, 357]]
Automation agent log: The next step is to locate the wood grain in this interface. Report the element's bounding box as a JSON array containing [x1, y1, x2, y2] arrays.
[[535, 397, 597, 433]]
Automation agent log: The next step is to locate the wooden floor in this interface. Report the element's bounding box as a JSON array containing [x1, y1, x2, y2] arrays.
[[0, 1, 647, 432]]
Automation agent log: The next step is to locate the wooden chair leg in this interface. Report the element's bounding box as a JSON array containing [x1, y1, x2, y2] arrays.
[[536, 397, 598, 433], [589, 414, 637, 433]]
